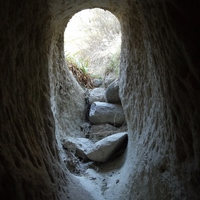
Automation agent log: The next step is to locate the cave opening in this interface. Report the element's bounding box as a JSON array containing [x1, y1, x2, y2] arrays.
[[64, 8, 121, 88], [62, 7, 128, 191], [48, 0, 199, 199], [1, 0, 200, 199], [49, 1, 177, 198], [49, 7, 130, 198]]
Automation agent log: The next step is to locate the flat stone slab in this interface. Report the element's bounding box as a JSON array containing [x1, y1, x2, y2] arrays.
[[89, 102, 125, 126]]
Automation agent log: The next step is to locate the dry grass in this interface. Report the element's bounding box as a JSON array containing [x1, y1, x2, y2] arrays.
[[66, 58, 94, 89], [64, 8, 121, 78]]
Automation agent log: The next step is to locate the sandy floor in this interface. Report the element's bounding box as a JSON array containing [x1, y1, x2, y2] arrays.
[[71, 150, 127, 200]]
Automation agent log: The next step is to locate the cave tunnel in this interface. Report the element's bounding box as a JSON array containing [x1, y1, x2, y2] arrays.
[[1, 0, 200, 199]]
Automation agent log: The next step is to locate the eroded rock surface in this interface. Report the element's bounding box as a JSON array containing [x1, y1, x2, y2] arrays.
[[1, 0, 200, 199]]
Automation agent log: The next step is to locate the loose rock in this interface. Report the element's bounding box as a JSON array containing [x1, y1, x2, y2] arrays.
[[103, 74, 116, 88], [80, 122, 91, 136], [63, 137, 93, 159], [89, 102, 125, 126], [89, 124, 128, 142], [105, 79, 120, 103], [88, 88, 106, 104], [87, 132, 128, 162], [63, 132, 128, 163], [93, 78, 103, 87], [90, 123, 117, 133]]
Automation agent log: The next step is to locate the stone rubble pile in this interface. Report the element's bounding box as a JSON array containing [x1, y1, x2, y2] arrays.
[[63, 132, 128, 162], [89, 79, 125, 126], [63, 79, 128, 168]]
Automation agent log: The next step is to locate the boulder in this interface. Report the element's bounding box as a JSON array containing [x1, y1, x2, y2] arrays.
[[105, 79, 120, 103], [89, 102, 125, 126], [88, 88, 106, 104], [63, 137, 93, 159], [87, 132, 128, 162]]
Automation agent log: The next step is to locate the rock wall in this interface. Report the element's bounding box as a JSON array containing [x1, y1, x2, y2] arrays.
[[0, 0, 199, 199], [118, 1, 200, 199], [0, 1, 92, 199]]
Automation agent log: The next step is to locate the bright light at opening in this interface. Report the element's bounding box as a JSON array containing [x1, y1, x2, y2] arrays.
[[64, 8, 121, 77]]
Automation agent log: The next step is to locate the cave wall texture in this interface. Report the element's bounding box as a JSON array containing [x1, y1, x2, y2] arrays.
[[0, 0, 200, 199]]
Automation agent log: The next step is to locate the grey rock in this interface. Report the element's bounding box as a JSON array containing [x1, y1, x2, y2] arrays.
[[103, 74, 116, 88], [105, 79, 120, 103], [63, 132, 128, 163], [63, 137, 93, 159], [88, 88, 106, 105], [89, 102, 125, 126], [93, 78, 103, 87], [80, 122, 91, 137], [90, 123, 117, 133], [89, 124, 118, 142], [87, 132, 128, 162], [89, 130, 121, 143], [89, 124, 128, 142]]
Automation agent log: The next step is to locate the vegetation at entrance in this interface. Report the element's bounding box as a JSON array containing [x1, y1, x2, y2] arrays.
[[65, 8, 121, 84], [66, 53, 94, 88]]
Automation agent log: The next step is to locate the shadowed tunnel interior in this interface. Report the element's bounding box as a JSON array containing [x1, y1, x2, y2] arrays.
[[1, 0, 200, 199]]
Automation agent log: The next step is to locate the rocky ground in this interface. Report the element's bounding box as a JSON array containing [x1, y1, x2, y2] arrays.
[[62, 77, 128, 199]]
